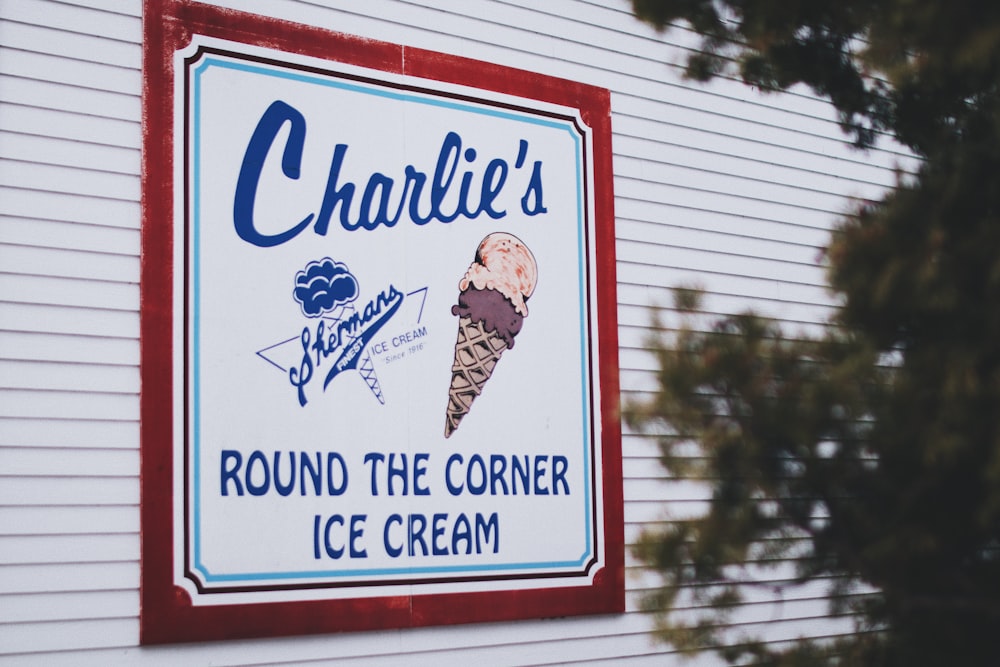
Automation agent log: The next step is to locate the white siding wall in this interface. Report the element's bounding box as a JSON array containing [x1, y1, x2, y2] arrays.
[[0, 0, 905, 663]]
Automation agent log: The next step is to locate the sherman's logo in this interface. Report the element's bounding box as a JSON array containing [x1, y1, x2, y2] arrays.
[[257, 258, 406, 406]]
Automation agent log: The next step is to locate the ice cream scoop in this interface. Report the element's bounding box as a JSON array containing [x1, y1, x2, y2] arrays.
[[458, 232, 538, 316], [445, 233, 538, 438]]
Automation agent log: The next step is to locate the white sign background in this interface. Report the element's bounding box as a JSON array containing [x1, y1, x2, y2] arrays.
[[173, 38, 603, 604]]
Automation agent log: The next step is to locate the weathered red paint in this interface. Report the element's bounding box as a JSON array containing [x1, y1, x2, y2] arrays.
[[140, 0, 622, 644]]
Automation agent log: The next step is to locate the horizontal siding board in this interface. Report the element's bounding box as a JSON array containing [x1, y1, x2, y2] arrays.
[[615, 177, 843, 230], [0, 562, 138, 595], [622, 456, 668, 479], [625, 478, 711, 504], [616, 300, 837, 335], [0, 217, 140, 255], [614, 109, 907, 186], [0, 506, 136, 536], [0, 477, 138, 507], [0, 132, 139, 175], [58, 0, 142, 15], [0, 360, 138, 394], [0, 389, 138, 421], [0, 18, 140, 67], [616, 219, 825, 261], [0, 613, 659, 663], [0, 74, 140, 122], [616, 262, 831, 308], [0, 447, 137, 477], [615, 98, 909, 176], [0, 418, 138, 449], [0, 161, 139, 203], [0, 104, 140, 150], [0, 274, 138, 311], [0, 47, 139, 95], [616, 156, 856, 216], [317, 632, 677, 667], [0, 0, 141, 43], [0, 243, 139, 283], [619, 345, 667, 372], [0, 303, 139, 339], [0, 185, 140, 229], [0, 590, 137, 623], [617, 238, 826, 288], [0, 332, 138, 365], [616, 200, 835, 249], [626, 498, 712, 524], [616, 287, 825, 324], [620, 368, 664, 393], [0, 535, 140, 568], [614, 134, 891, 200], [0, 618, 136, 655]]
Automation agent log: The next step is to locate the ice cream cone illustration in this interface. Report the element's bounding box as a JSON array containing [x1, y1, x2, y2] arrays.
[[445, 233, 538, 437], [323, 302, 384, 404]]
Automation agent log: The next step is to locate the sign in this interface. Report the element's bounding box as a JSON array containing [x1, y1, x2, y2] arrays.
[[141, 0, 622, 643]]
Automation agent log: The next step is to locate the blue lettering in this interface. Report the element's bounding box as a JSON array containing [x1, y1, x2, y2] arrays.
[[480, 158, 507, 218], [321, 286, 403, 390], [246, 450, 270, 496], [452, 514, 472, 554], [476, 512, 499, 554], [511, 455, 529, 495], [289, 326, 314, 407], [220, 450, 347, 497], [414, 453, 430, 496], [364, 452, 385, 495], [552, 455, 569, 495], [533, 455, 549, 495], [490, 454, 509, 495], [313, 514, 321, 559], [358, 172, 405, 229], [314, 514, 367, 559], [300, 452, 321, 495], [408, 514, 428, 556], [404, 165, 432, 225], [324, 514, 345, 559], [430, 131, 461, 223], [273, 451, 295, 496], [466, 454, 487, 495], [443, 453, 565, 496], [384, 514, 403, 557], [387, 452, 407, 496], [384, 513, 500, 557], [520, 153, 547, 215], [349, 514, 367, 558], [233, 101, 537, 247], [432, 513, 449, 556], [314, 143, 355, 234], [233, 100, 314, 247], [220, 450, 243, 496], [326, 452, 348, 495], [366, 452, 429, 496], [446, 453, 464, 495]]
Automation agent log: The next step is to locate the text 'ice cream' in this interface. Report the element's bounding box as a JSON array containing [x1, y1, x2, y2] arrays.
[[445, 233, 538, 438]]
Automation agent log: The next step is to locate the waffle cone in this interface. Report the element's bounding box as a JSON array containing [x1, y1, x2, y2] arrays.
[[445, 315, 509, 438]]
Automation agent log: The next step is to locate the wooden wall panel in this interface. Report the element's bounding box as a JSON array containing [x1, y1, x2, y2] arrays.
[[0, 0, 907, 663]]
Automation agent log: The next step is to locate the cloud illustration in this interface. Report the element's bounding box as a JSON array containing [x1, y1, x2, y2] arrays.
[[293, 258, 359, 317]]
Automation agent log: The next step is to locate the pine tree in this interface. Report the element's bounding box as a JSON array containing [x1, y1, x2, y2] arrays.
[[628, 2, 1000, 664]]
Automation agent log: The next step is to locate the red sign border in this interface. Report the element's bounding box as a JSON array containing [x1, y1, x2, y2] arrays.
[[140, 0, 623, 644]]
